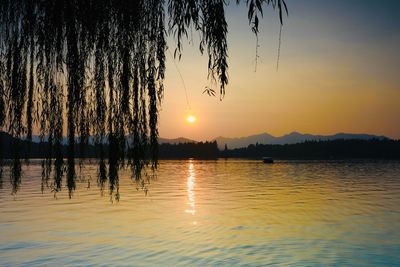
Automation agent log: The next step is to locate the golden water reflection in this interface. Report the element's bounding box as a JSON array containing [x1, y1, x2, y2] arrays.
[[1, 160, 400, 266], [185, 161, 196, 224]]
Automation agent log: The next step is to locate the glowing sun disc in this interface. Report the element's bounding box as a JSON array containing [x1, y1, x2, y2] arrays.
[[186, 115, 196, 124]]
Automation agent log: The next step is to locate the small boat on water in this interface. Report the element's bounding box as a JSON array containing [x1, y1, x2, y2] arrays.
[[262, 157, 274, 163]]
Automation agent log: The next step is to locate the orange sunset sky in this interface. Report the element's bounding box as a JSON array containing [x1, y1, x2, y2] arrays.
[[158, 0, 400, 141]]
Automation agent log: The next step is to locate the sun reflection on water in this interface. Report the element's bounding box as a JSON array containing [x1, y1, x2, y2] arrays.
[[185, 161, 196, 221], [1, 161, 400, 265]]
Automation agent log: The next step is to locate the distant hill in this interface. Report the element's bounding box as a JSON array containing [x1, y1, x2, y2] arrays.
[[220, 139, 400, 160], [30, 135, 196, 146], [3, 131, 391, 152], [0, 131, 102, 159], [158, 137, 196, 144], [0, 132, 210, 159], [215, 132, 389, 149]]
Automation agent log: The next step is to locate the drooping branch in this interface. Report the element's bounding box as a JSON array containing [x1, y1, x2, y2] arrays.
[[0, 0, 287, 194]]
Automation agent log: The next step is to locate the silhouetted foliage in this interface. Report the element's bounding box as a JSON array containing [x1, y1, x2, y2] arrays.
[[220, 139, 400, 159], [0, 0, 287, 195], [0, 132, 220, 159], [0, 131, 219, 196], [2, 132, 399, 196]]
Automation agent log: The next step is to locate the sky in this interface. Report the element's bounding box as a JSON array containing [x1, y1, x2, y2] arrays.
[[158, 0, 400, 141]]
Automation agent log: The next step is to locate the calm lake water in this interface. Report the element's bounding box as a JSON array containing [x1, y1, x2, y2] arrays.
[[1, 160, 400, 266]]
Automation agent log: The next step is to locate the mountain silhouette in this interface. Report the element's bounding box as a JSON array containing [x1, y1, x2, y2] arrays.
[[4, 131, 390, 151], [1, 131, 397, 160], [28, 135, 196, 146], [214, 132, 389, 149], [158, 137, 196, 144]]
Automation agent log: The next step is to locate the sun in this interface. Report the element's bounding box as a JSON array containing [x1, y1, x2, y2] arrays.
[[186, 115, 197, 124]]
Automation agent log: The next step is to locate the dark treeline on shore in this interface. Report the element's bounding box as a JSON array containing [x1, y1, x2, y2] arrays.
[[220, 139, 400, 159], [1, 132, 399, 160], [0, 132, 101, 159], [0, 132, 219, 159], [159, 142, 219, 159]]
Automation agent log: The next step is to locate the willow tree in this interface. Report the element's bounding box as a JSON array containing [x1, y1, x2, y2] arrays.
[[0, 0, 287, 196]]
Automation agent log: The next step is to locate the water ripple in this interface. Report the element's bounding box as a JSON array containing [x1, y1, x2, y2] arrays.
[[0, 160, 400, 266]]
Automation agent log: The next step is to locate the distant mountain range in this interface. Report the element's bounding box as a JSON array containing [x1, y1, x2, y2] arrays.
[[15, 131, 391, 150], [1, 131, 396, 159], [159, 137, 196, 144], [29, 135, 197, 146], [214, 132, 389, 149]]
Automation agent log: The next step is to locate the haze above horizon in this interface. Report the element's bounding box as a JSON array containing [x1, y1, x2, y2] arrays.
[[159, 0, 400, 141]]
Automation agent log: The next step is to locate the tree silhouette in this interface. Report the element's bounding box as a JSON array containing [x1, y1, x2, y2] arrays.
[[0, 0, 287, 192]]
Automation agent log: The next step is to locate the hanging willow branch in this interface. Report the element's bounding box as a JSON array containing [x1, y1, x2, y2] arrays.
[[0, 0, 287, 194]]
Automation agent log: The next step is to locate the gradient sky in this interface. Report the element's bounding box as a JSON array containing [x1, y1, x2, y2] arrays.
[[158, 0, 400, 141]]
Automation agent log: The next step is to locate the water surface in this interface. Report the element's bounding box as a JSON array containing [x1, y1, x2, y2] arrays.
[[1, 160, 400, 266]]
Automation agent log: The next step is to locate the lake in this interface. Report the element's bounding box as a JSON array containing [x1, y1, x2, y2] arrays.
[[1, 160, 400, 266]]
